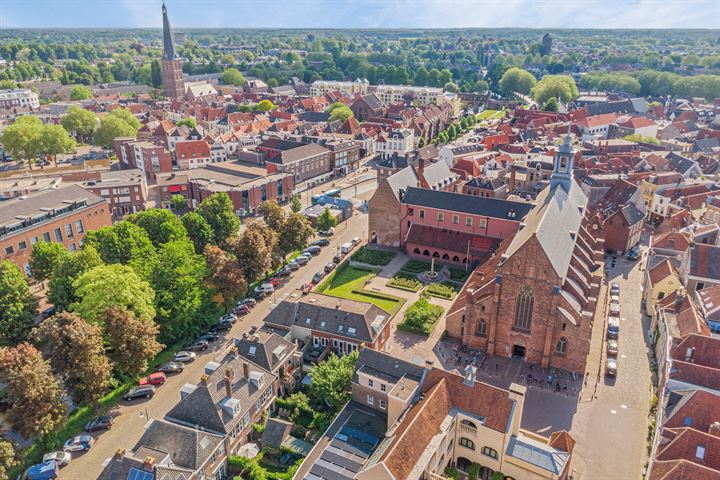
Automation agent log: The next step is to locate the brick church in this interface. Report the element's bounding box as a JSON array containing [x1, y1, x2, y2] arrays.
[[446, 135, 603, 374], [161, 1, 184, 99]]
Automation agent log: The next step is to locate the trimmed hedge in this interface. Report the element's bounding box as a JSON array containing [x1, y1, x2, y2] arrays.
[[426, 282, 460, 299], [351, 246, 396, 266], [387, 272, 422, 292], [401, 259, 432, 273], [448, 266, 471, 282], [397, 297, 445, 336]]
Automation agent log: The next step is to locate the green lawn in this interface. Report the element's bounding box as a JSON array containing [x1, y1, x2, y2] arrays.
[[317, 265, 405, 315]]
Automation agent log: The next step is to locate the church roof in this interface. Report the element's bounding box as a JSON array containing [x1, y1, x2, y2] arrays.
[[503, 179, 588, 280], [162, 2, 179, 60]]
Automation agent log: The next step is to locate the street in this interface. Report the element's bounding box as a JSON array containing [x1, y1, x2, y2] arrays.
[[59, 205, 370, 480]]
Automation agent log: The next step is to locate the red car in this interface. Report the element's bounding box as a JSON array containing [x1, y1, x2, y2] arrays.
[[139, 372, 167, 386], [269, 277, 281, 288], [300, 283, 313, 295], [234, 304, 250, 315]]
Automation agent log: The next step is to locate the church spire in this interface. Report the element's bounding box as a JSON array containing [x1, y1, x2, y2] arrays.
[[162, 1, 178, 61], [549, 131, 575, 192]]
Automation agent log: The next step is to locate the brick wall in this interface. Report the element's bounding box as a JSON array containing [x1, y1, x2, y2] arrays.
[[368, 180, 402, 247]]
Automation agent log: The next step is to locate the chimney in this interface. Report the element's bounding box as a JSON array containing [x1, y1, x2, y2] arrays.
[[242, 362, 250, 380], [225, 368, 234, 397], [508, 165, 516, 193], [114, 448, 126, 459], [200, 374, 209, 385], [424, 359, 434, 371], [143, 456, 155, 471], [709, 422, 720, 438], [418, 155, 425, 175]]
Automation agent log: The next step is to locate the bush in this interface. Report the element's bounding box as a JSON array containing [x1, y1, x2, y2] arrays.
[[387, 272, 422, 292], [426, 282, 459, 299], [401, 259, 431, 273], [351, 246, 396, 266], [447, 266, 470, 281], [397, 297, 444, 336]]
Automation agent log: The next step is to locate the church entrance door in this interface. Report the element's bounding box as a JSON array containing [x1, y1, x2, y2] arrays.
[[513, 344, 526, 358]]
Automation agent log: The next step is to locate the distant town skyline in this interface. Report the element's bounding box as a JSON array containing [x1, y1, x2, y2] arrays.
[[1, 0, 719, 29]]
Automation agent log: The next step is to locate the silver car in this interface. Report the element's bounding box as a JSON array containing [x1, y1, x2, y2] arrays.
[[43, 451, 71, 467]]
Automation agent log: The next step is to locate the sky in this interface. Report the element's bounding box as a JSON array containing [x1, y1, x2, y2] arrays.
[[1, 0, 719, 29]]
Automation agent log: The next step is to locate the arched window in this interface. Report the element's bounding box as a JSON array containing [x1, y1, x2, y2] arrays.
[[423, 250, 430, 256], [476, 320, 487, 337], [481, 446, 498, 459], [460, 419, 477, 429], [459, 437, 475, 450], [556, 337, 568, 354], [432, 251, 440, 258], [442, 253, 450, 260], [413, 247, 421, 254], [513, 287, 534, 331], [453, 256, 460, 262]]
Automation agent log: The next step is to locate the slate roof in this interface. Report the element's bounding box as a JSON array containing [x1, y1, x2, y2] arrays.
[[689, 244, 720, 281], [401, 187, 532, 220], [234, 331, 295, 374], [667, 152, 699, 175], [352, 348, 424, 385], [261, 418, 292, 449], [621, 203, 645, 226], [262, 294, 390, 343], [386, 166, 420, 201], [420, 161, 458, 190], [134, 419, 224, 471], [377, 153, 409, 170], [165, 354, 274, 435], [269, 143, 329, 165], [503, 179, 588, 279]]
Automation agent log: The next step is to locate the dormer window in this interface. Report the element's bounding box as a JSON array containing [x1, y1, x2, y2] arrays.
[[248, 346, 256, 356], [338, 325, 344, 332], [347, 327, 356, 335]]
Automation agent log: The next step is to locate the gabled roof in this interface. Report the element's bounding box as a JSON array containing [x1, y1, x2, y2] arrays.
[[386, 166, 420, 201], [401, 187, 532, 221], [689, 244, 720, 281], [234, 331, 295, 374], [664, 390, 720, 433], [352, 348, 424, 385], [269, 143, 329, 165], [134, 419, 224, 471], [649, 259, 677, 287]]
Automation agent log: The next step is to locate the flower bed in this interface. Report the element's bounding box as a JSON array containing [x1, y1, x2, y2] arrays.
[[351, 246, 396, 266], [426, 282, 460, 299], [387, 272, 423, 292]]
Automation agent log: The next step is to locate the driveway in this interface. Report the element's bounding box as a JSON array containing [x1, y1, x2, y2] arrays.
[[59, 209, 370, 479]]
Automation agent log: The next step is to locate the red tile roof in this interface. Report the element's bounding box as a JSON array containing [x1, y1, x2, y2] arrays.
[[656, 428, 720, 472], [649, 259, 677, 287], [175, 140, 210, 159]]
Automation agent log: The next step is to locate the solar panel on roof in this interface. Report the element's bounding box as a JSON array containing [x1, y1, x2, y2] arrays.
[[339, 426, 379, 446], [127, 467, 154, 480]]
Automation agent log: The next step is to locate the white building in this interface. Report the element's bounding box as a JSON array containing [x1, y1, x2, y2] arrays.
[[309, 78, 369, 97], [0, 89, 40, 109], [377, 129, 414, 159], [374, 84, 445, 106]]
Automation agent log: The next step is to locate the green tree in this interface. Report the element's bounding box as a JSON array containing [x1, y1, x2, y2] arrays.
[[230, 221, 276, 282], [0, 441, 17, 480], [171, 194, 187, 211], [48, 246, 104, 312], [94, 114, 138, 148], [531, 75, 579, 105], [623, 133, 660, 145], [0, 343, 66, 438], [255, 99, 276, 112], [33, 312, 112, 405], [176, 117, 196, 129], [1, 115, 44, 165], [290, 194, 303, 213], [102, 307, 163, 377], [135, 64, 152, 86], [148, 240, 208, 342], [499, 67, 537, 96], [150, 59, 163, 88], [108, 108, 141, 130], [70, 85, 92, 101], [542, 97, 559, 112], [196, 192, 240, 244], [0, 261, 38, 346], [83, 221, 156, 274], [205, 245, 248, 310], [221, 67, 246, 86], [181, 212, 214, 254], [127, 208, 187, 247], [60, 105, 98, 143], [279, 213, 314, 258], [71, 264, 156, 325], [29, 241, 68, 282], [317, 207, 338, 233], [326, 102, 354, 122], [258, 199, 287, 232], [308, 350, 358, 412], [40, 124, 76, 166]]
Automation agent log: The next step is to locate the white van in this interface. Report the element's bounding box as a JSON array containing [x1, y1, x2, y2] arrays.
[[341, 242, 353, 254]]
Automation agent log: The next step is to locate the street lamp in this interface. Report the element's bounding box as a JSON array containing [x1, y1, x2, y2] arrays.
[[139, 407, 149, 421]]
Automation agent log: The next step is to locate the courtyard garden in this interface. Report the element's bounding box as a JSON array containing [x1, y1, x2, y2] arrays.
[[351, 246, 396, 266], [316, 263, 405, 315], [425, 281, 461, 299], [387, 271, 423, 292], [397, 295, 445, 336]]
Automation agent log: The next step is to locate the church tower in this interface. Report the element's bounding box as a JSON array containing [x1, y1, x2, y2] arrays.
[[161, 1, 184, 100], [549, 132, 574, 192]]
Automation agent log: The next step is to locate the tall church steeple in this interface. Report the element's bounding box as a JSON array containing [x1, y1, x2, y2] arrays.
[[549, 132, 574, 192], [161, 1, 184, 99]]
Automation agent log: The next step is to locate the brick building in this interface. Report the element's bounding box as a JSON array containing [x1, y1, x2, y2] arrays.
[[0, 185, 112, 276], [81, 169, 147, 218], [176, 140, 212, 170], [368, 166, 420, 247], [447, 136, 603, 373], [161, 2, 184, 99], [265, 143, 331, 184], [114, 138, 173, 182]]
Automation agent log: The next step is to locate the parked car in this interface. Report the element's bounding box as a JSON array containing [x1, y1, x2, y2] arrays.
[[219, 313, 237, 324], [302, 246, 321, 256], [254, 283, 275, 296], [609, 301, 620, 317], [40, 306, 56, 319], [610, 283, 620, 296], [318, 227, 335, 236], [610, 294, 620, 303], [183, 339, 209, 352], [198, 332, 220, 342], [295, 254, 310, 265], [607, 316, 620, 339], [300, 283, 313, 295], [340, 242, 353, 254], [238, 297, 257, 308], [605, 357, 618, 377], [606, 339, 619, 356], [85, 416, 113, 432], [627, 247, 640, 261], [139, 372, 167, 387], [275, 266, 292, 277], [21, 460, 59, 480], [42, 452, 71, 468], [351, 237, 361, 246], [333, 254, 343, 264], [324, 262, 337, 273], [311, 271, 325, 284], [123, 385, 156, 401], [312, 238, 330, 247], [174, 351, 197, 363], [210, 322, 232, 332], [63, 435, 95, 452], [234, 304, 250, 315], [287, 260, 300, 271], [268, 277, 281, 287], [156, 361, 185, 374]]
